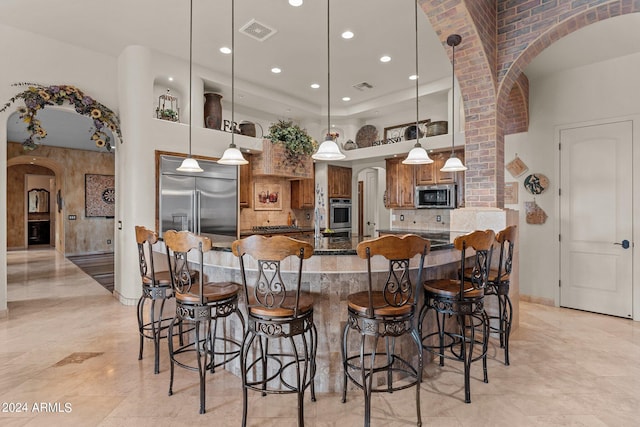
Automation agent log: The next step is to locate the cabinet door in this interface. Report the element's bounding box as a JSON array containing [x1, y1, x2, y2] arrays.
[[415, 162, 435, 185], [291, 177, 315, 209], [434, 152, 456, 184], [328, 165, 352, 198], [385, 158, 401, 208], [239, 154, 252, 208], [399, 161, 415, 207]]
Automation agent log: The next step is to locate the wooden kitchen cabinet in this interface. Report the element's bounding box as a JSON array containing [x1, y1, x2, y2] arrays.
[[239, 154, 252, 208], [291, 175, 315, 209], [415, 148, 463, 185], [385, 157, 415, 208], [327, 165, 352, 199]]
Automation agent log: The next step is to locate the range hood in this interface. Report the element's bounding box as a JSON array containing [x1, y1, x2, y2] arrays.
[[252, 140, 313, 180]]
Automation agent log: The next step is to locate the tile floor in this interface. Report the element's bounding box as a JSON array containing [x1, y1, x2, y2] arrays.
[[2, 248, 640, 426]]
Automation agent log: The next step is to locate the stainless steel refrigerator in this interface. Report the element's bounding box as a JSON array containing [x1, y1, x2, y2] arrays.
[[159, 155, 238, 239]]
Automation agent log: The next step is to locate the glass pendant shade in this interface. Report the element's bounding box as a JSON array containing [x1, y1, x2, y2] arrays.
[[440, 154, 467, 172], [218, 144, 248, 165], [177, 157, 204, 172], [402, 143, 433, 165], [312, 136, 346, 160]]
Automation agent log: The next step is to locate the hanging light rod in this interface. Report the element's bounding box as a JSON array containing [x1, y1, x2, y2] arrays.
[[403, 0, 432, 165], [177, 0, 203, 172], [440, 33, 467, 173], [312, 0, 345, 161], [218, 0, 248, 165]]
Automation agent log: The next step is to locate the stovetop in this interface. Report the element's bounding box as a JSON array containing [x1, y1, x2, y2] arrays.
[[251, 225, 300, 232]]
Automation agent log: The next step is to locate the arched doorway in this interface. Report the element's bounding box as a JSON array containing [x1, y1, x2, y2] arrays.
[[7, 155, 63, 252]]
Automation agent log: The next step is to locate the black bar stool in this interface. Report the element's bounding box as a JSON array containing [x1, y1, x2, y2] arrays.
[[135, 225, 174, 374], [342, 234, 430, 427], [164, 230, 245, 414], [232, 235, 316, 427], [464, 226, 516, 365], [419, 229, 494, 403]]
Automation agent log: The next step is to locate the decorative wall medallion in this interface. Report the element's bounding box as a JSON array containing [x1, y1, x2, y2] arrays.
[[355, 125, 378, 148], [85, 174, 115, 217], [524, 173, 549, 195]]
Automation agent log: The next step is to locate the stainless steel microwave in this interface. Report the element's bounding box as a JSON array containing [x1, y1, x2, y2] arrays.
[[415, 184, 456, 209]]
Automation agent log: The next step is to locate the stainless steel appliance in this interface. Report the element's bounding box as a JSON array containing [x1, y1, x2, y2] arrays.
[[415, 184, 457, 209], [159, 155, 238, 238], [329, 198, 352, 231]]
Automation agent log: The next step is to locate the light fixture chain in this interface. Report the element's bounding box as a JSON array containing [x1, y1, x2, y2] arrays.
[[231, 0, 235, 148], [327, 0, 330, 137], [415, 0, 419, 141], [189, 0, 193, 156]]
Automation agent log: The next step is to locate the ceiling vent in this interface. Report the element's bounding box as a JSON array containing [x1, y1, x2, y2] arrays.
[[353, 82, 374, 91], [240, 19, 277, 42]]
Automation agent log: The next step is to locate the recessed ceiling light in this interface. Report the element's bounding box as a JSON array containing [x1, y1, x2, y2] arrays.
[[168, 76, 174, 81], [380, 55, 391, 63], [342, 97, 351, 102], [220, 46, 231, 54], [409, 74, 418, 80], [341, 31, 354, 39], [271, 67, 282, 74], [289, 0, 303, 6], [310, 83, 320, 89]]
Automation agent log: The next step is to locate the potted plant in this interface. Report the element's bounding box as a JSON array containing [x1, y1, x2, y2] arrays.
[[156, 108, 179, 122], [266, 120, 317, 170]]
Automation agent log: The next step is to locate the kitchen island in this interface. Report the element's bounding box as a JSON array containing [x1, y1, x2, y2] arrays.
[[159, 233, 462, 393]]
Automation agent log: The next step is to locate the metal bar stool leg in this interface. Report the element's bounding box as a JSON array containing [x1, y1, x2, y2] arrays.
[[137, 296, 145, 361]]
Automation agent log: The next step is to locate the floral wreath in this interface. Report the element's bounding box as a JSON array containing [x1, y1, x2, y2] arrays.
[[0, 82, 122, 151]]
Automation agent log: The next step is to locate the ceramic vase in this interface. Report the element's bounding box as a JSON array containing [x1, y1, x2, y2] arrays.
[[204, 93, 222, 130]]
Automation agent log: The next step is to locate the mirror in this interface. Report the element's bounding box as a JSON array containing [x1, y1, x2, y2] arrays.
[[28, 188, 50, 213]]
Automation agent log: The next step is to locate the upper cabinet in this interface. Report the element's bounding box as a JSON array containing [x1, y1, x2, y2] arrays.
[[327, 165, 352, 199], [386, 147, 465, 209], [291, 164, 315, 209], [415, 149, 463, 185], [384, 157, 415, 208], [239, 154, 253, 208]]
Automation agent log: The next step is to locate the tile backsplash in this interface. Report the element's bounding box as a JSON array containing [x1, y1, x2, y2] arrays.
[[391, 209, 451, 232]]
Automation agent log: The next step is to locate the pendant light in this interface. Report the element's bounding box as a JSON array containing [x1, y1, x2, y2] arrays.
[[440, 34, 467, 172], [312, 0, 345, 161], [218, 0, 248, 165], [402, 0, 432, 165], [177, 0, 203, 172]]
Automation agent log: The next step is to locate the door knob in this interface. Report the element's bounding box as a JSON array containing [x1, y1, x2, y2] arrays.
[[614, 239, 630, 249]]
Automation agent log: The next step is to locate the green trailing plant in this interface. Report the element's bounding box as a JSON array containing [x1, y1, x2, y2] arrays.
[[266, 120, 317, 169]]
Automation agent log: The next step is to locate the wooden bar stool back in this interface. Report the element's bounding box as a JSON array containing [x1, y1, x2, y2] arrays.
[[135, 225, 174, 374], [164, 230, 244, 414], [232, 234, 316, 427], [342, 234, 430, 427], [419, 229, 495, 403], [484, 225, 516, 365]]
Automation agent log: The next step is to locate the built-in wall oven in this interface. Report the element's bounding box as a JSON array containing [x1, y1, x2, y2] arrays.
[[329, 198, 352, 232]]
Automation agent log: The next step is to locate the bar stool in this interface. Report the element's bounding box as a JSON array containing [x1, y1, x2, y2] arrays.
[[135, 225, 174, 374], [232, 235, 316, 427], [463, 225, 516, 365], [418, 229, 494, 403], [164, 230, 245, 414], [342, 234, 430, 427]]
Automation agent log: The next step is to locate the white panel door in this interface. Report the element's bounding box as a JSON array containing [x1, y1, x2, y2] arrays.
[[559, 120, 633, 318]]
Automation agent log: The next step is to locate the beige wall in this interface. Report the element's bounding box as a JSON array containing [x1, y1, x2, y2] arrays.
[[7, 142, 115, 255]]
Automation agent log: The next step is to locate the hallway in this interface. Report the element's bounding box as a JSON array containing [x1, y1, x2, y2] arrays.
[[2, 249, 640, 426]]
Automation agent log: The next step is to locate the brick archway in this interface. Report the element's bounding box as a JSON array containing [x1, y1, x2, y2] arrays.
[[420, 0, 640, 208]]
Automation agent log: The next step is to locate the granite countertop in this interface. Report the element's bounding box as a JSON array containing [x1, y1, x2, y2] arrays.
[[212, 234, 453, 255], [239, 227, 315, 237]]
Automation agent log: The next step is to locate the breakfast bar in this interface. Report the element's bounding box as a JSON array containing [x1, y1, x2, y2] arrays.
[[157, 233, 466, 393]]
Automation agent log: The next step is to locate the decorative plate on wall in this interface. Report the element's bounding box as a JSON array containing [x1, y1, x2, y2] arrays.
[[355, 125, 378, 148], [524, 173, 549, 195]]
